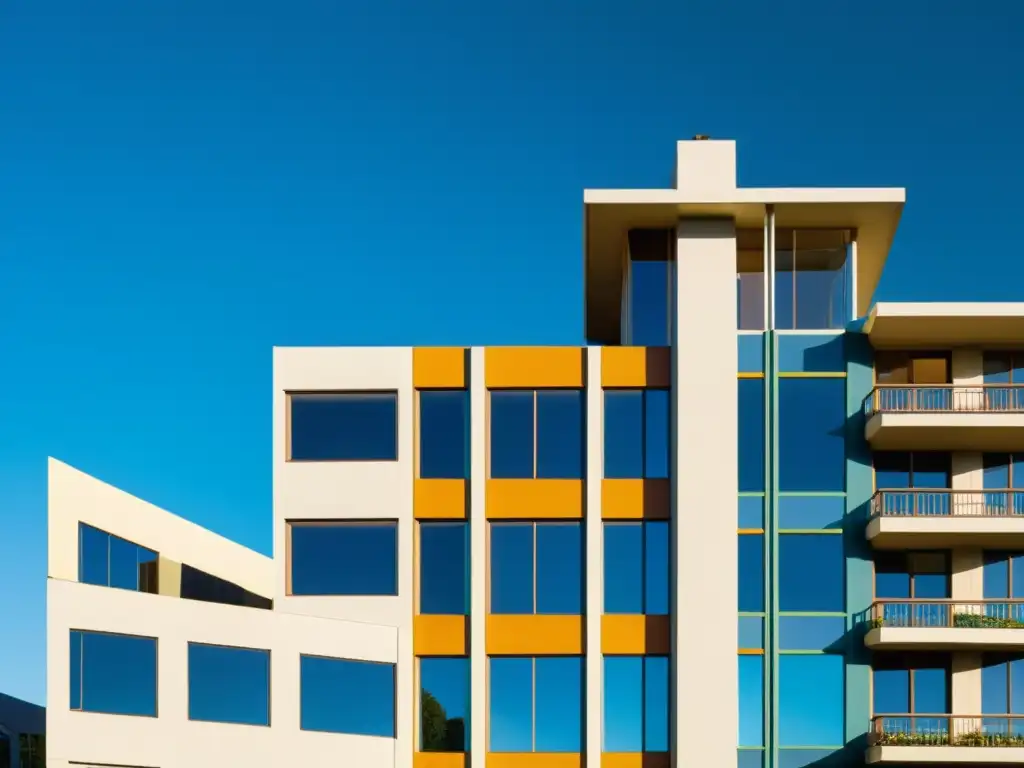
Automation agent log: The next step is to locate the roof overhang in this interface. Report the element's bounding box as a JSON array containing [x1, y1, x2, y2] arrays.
[[583, 187, 905, 344], [865, 302, 1024, 348]]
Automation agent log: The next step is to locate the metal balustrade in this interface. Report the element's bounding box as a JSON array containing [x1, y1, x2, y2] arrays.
[[871, 490, 1024, 518], [870, 714, 1024, 747], [864, 385, 1024, 415]]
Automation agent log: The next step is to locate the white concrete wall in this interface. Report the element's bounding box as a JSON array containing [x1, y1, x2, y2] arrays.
[[47, 579, 397, 768], [272, 346, 414, 768], [469, 346, 487, 760], [673, 219, 738, 759], [585, 347, 604, 765]]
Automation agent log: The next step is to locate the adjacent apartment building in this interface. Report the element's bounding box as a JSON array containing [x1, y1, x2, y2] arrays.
[[45, 138, 1024, 768]]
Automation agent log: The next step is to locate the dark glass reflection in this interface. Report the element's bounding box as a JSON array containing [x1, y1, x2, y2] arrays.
[[69, 630, 157, 717], [290, 392, 398, 461], [420, 522, 469, 615], [490, 391, 534, 479], [738, 534, 764, 612], [604, 390, 670, 480], [420, 390, 469, 479], [78, 523, 158, 594], [738, 379, 765, 492], [420, 657, 469, 751], [778, 378, 845, 492], [536, 390, 585, 479], [188, 643, 270, 725], [300, 655, 395, 737], [779, 534, 844, 612], [180, 565, 273, 609], [490, 523, 582, 615], [290, 522, 397, 596]]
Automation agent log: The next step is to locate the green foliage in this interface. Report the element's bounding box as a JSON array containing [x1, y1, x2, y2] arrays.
[[420, 690, 467, 752]]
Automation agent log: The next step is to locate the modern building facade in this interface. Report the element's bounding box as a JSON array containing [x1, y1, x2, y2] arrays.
[[44, 138, 1024, 768]]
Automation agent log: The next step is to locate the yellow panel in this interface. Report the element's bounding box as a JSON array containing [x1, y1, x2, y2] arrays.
[[601, 754, 671, 768], [414, 615, 468, 656], [414, 754, 467, 768], [601, 479, 670, 520], [601, 615, 671, 655], [601, 347, 671, 388], [486, 754, 583, 768], [414, 479, 467, 519], [414, 347, 466, 389], [486, 615, 583, 655], [485, 347, 584, 388], [487, 479, 583, 519]]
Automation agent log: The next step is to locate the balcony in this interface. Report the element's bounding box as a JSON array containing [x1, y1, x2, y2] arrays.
[[867, 490, 1024, 548], [864, 385, 1024, 450], [867, 714, 1024, 764], [865, 600, 1024, 650]]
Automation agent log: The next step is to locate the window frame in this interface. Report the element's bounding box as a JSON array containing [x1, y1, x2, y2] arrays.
[[286, 519, 399, 597], [983, 352, 1024, 384], [488, 521, 583, 615], [69, 629, 159, 718], [983, 551, 1024, 599], [286, 390, 400, 463], [299, 653, 397, 738], [874, 551, 951, 600], [874, 452, 953, 490], [602, 388, 671, 480], [872, 653, 952, 715], [487, 655, 583, 753], [488, 389, 585, 480], [186, 641, 271, 727]]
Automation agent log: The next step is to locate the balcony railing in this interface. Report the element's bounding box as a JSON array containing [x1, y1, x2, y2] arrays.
[[870, 600, 1024, 629], [864, 385, 1024, 415], [870, 714, 1024, 747], [871, 489, 1024, 518]]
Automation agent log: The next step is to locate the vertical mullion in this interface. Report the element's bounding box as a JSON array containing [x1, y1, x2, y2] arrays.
[[532, 657, 537, 751]]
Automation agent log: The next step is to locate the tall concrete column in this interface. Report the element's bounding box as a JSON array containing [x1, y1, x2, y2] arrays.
[[585, 348, 604, 766], [469, 347, 487, 765]]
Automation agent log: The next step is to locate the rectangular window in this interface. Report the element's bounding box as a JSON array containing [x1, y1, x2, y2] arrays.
[[603, 522, 669, 615], [779, 654, 843, 747], [983, 352, 1024, 384], [983, 552, 1024, 600], [289, 521, 398, 596], [489, 656, 583, 752], [738, 616, 764, 650], [490, 522, 582, 614], [778, 378, 845, 492], [289, 392, 398, 461], [603, 390, 670, 479], [736, 229, 765, 331], [779, 617, 846, 651], [420, 657, 470, 751], [982, 655, 1024, 719], [626, 229, 675, 346], [78, 523, 158, 593], [603, 656, 669, 751], [738, 379, 766, 492], [739, 655, 764, 747], [300, 655, 395, 737], [875, 452, 952, 489], [874, 655, 950, 715], [419, 522, 469, 615], [779, 534, 843, 612], [69, 630, 157, 717], [188, 642, 270, 726], [739, 534, 765, 613], [490, 390, 584, 479], [419, 390, 469, 479], [773, 229, 850, 330], [875, 551, 950, 599]]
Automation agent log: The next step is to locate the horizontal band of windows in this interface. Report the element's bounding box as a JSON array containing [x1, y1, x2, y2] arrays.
[[420, 657, 469, 751], [70, 630, 157, 717], [300, 655, 396, 738], [490, 390, 584, 479], [79, 523, 158, 594], [489, 656, 583, 752], [419, 390, 469, 479], [490, 522, 581, 615], [288, 521, 398, 596], [288, 391, 398, 462], [180, 563, 273, 610], [188, 642, 270, 726]]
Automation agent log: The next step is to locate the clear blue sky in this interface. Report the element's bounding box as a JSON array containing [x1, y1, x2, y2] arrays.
[[1, 0, 1021, 706]]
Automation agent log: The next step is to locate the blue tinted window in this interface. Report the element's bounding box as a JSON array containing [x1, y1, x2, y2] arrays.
[[290, 392, 397, 461], [490, 523, 582, 615], [644, 391, 670, 479], [774, 233, 850, 330], [777, 334, 845, 373], [537, 390, 585, 479], [490, 523, 534, 614], [779, 617, 845, 651], [70, 630, 157, 717], [875, 552, 950, 600], [983, 552, 1024, 599], [739, 655, 764, 747], [603, 656, 669, 752], [981, 656, 1024, 715], [536, 523, 582, 614], [779, 534, 843, 612], [489, 657, 533, 751], [738, 496, 764, 528], [739, 535, 764, 612], [604, 390, 670, 479], [489, 656, 583, 752], [420, 390, 469, 479], [78, 523, 158, 593], [778, 496, 844, 530], [420, 523, 469, 615], [188, 643, 270, 726], [420, 657, 469, 751], [490, 391, 534, 478], [290, 522, 397, 596], [300, 655, 395, 737], [875, 659, 949, 714], [738, 749, 764, 768], [603, 522, 668, 615], [630, 260, 673, 346], [738, 379, 766, 492], [984, 453, 1024, 489], [778, 378, 845, 492], [739, 616, 764, 650], [779, 655, 843, 746], [873, 667, 909, 713]]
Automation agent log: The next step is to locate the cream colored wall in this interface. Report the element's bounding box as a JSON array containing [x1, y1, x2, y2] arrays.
[[585, 347, 604, 765], [272, 346, 413, 768], [48, 458, 273, 598], [673, 219, 738, 759], [47, 579, 397, 768], [469, 346, 487, 760], [674, 140, 737, 195]]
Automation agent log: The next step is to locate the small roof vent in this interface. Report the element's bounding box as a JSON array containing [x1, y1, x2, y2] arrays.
[[692, 134, 710, 140]]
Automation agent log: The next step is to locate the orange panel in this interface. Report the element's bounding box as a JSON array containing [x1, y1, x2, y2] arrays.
[[415, 479, 468, 519], [414, 347, 466, 389], [485, 347, 584, 388], [601, 615, 671, 655], [414, 754, 467, 768], [601, 347, 671, 388], [486, 615, 583, 655], [601, 479, 670, 520], [601, 754, 671, 768], [414, 615, 468, 656], [486, 754, 582, 768], [486, 479, 583, 519]]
